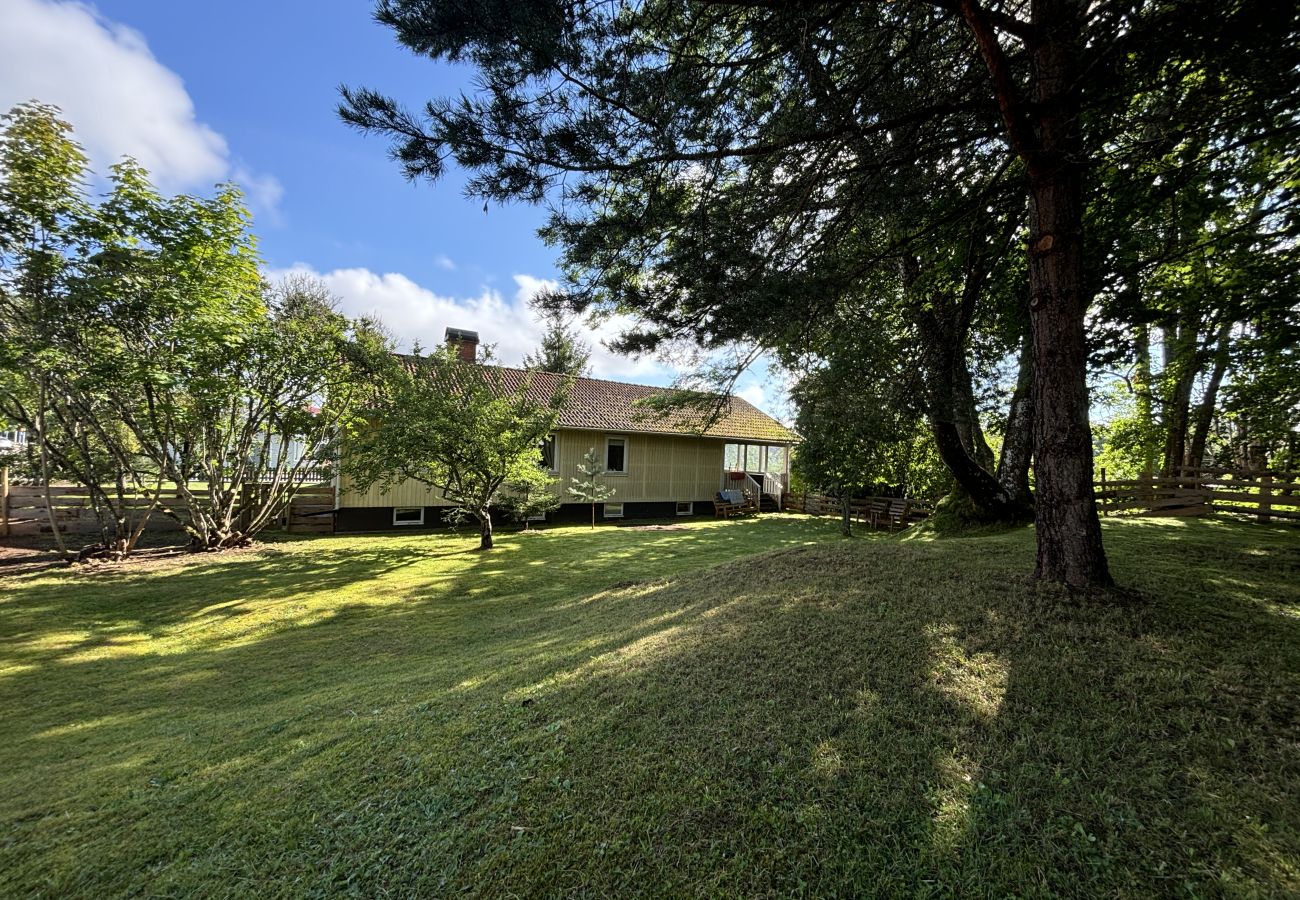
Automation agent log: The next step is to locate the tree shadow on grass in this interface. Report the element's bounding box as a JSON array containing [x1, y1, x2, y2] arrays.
[[1, 518, 1295, 896]]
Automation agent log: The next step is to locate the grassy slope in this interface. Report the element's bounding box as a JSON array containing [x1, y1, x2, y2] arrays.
[[1, 516, 1297, 897]]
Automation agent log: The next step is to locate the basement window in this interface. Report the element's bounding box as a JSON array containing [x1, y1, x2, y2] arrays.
[[604, 502, 624, 519], [676, 501, 693, 516], [393, 507, 424, 526]]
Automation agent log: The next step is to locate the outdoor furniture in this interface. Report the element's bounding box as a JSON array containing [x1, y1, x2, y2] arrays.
[[713, 495, 742, 517], [868, 498, 889, 529], [713, 490, 755, 518], [886, 498, 909, 530]]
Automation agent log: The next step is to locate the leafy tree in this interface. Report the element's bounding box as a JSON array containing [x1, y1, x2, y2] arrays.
[[0, 102, 148, 557], [568, 447, 615, 529], [523, 311, 591, 377], [794, 384, 918, 538], [345, 346, 567, 550], [342, 0, 1298, 588], [0, 103, 379, 555]]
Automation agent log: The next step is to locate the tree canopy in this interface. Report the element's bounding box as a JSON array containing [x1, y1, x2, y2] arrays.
[[343, 0, 1299, 590], [344, 345, 567, 550], [0, 103, 380, 555]]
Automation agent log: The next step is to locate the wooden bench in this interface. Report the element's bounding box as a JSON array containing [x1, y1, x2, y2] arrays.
[[713, 498, 744, 518], [713, 490, 755, 518]]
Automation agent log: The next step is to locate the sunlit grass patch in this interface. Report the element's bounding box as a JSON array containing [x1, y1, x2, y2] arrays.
[[1, 515, 1297, 896]]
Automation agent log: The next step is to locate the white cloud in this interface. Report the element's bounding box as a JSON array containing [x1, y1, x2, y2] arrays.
[[0, 0, 282, 217], [434, 254, 457, 271], [737, 384, 766, 409], [268, 264, 792, 419], [269, 264, 668, 383]]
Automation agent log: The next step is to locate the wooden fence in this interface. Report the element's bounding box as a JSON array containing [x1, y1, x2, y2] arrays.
[[783, 492, 933, 525], [1095, 467, 1299, 523], [0, 471, 336, 539]]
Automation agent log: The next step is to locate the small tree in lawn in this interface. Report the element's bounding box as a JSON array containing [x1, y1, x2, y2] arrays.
[[498, 476, 561, 531], [569, 447, 615, 529], [345, 345, 566, 550]]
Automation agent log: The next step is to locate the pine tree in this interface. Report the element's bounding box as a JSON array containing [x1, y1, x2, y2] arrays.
[[568, 448, 615, 529], [523, 313, 591, 377]]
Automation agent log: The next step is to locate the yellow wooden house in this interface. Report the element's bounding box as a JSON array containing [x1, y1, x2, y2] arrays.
[[334, 330, 797, 530]]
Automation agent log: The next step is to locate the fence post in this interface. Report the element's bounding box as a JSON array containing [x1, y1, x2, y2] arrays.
[[1, 466, 8, 538], [1098, 467, 1107, 516], [1259, 473, 1273, 524]]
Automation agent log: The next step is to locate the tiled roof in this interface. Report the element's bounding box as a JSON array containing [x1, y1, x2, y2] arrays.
[[491, 366, 798, 443]]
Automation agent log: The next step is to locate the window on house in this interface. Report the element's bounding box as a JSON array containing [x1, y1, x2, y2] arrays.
[[676, 501, 693, 516], [539, 434, 557, 471], [605, 436, 627, 473], [724, 443, 741, 470], [393, 507, 424, 526], [604, 502, 624, 518]]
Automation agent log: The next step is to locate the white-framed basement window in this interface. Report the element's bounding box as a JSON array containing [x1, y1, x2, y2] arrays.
[[676, 501, 693, 516], [393, 507, 424, 526], [604, 502, 624, 518], [605, 436, 627, 474]]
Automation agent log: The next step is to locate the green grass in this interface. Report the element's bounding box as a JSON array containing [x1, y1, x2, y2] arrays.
[[1, 515, 1297, 897]]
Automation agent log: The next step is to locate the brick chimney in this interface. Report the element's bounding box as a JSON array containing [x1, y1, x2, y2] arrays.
[[444, 327, 479, 362]]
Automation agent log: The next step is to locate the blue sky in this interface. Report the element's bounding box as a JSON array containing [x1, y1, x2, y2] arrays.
[[0, 0, 788, 416]]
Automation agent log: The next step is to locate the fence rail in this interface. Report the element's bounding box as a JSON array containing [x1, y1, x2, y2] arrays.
[[1096, 467, 1299, 522], [0, 471, 336, 539]]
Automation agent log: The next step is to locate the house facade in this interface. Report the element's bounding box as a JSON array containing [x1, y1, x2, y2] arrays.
[[333, 330, 797, 531]]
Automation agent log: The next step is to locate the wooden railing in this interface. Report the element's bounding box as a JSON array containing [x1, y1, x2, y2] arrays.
[[1095, 467, 1299, 522], [719, 471, 786, 500], [761, 472, 784, 509]]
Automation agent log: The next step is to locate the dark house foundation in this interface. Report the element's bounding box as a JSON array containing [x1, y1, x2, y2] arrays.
[[334, 500, 718, 533]]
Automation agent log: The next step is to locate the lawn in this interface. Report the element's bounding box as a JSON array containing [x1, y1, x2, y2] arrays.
[[1, 515, 1297, 897]]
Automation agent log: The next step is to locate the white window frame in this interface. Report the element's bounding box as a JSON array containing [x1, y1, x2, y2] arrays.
[[393, 507, 425, 526], [603, 502, 624, 518], [604, 435, 628, 475], [676, 501, 693, 516]]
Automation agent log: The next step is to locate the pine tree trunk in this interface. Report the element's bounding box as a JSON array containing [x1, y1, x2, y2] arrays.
[[932, 420, 1014, 513], [1186, 321, 1231, 470], [996, 332, 1034, 505], [954, 355, 996, 472], [1160, 324, 1197, 475], [1133, 323, 1156, 476], [1024, 0, 1111, 588]]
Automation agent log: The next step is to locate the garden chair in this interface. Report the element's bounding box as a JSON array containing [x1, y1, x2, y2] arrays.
[[868, 498, 889, 529], [886, 498, 909, 530]]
